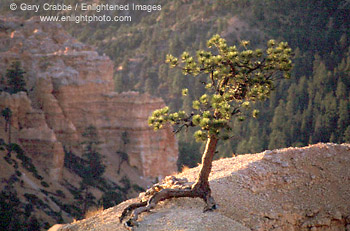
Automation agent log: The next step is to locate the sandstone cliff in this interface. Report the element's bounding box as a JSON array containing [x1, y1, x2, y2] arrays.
[[56, 143, 350, 231], [0, 91, 65, 181], [0, 16, 178, 179]]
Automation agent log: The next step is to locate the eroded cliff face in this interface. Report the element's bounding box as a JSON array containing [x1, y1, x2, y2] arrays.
[[0, 16, 178, 179], [0, 91, 65, 181]]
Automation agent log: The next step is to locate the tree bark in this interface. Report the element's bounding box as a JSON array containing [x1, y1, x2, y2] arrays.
[[193, 135, 218, 187], [120, 135, 219, 227], [192, 135, 218, 209]]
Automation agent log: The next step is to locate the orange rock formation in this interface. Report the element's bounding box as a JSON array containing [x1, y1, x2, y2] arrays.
[[0, 16, 178, 179]]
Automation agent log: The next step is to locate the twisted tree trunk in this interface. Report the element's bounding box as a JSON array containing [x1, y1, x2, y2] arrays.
[[120, 135, 219, 228], [192, 135, 218, 210]]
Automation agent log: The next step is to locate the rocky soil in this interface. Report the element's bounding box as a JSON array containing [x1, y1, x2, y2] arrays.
[[55, 143, 350, 231]]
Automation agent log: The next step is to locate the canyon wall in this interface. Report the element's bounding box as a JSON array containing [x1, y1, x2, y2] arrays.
[[0, 16, 178, 179]]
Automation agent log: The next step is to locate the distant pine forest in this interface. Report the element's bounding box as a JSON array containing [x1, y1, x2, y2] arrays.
[[3, 0, 350, 168]]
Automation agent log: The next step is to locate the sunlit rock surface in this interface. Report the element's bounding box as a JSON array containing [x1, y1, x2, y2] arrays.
[[0, 16, 178, 179]]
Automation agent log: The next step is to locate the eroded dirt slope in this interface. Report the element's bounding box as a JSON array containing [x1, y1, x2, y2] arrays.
[[56, 143, 350, 231]]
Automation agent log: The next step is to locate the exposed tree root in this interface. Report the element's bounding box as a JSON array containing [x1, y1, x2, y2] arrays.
[[119, 201, 147, 224], [119, 176, 217, 229]]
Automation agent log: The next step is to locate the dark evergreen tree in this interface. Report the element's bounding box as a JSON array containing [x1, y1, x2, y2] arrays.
[[5, 61, 26, 94], [116, 131, 130, 174], [1, 107, 12, 141], [269, 101, 288, 149], [80, 125, 105, 214], [1, 107, 12, 156], [338, 100, 350, 141], [81, 125, 105, 184], [344, 126, 350, 142]]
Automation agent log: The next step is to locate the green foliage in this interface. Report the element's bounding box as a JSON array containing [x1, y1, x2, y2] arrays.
[[249, 0, 349, 58], [64, 143, 129, 218], [64, 150, 87, 177], [149, 35, 292, 144], [5, 61, 26, 94], [41, 181, 49, 188], [177, 140, 202, 170], [344, 126, 350, 143], [120, 176, 131, 193], [0, 139, 5, 151], [0, 187, 58, 229], [121, 131, 129, 145], [56, 190, 66, 198], [267, 46, 350, 148], [100, 191, 123, 209], [78, 125, 106, 214], [1, 108, 12, 124], [116, 151, 129, 162], [12, 143, 43, 180], [132, 184, 145, 193], [0, 186, 43, 230], [81, 125, 105, 185], [64, 126, 109, 217], [3, 0, 349, 162], [1, 108, 12, 150], [23, 193, 63, 223], [0, 187, 21, 230], [116, 151, 129, 174]]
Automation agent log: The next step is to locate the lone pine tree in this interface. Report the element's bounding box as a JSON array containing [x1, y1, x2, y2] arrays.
[[120, 34, 292, 227], [5, 61, 26, 94], [80, 125, 105, 215], [1, 108, 12, 141]]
